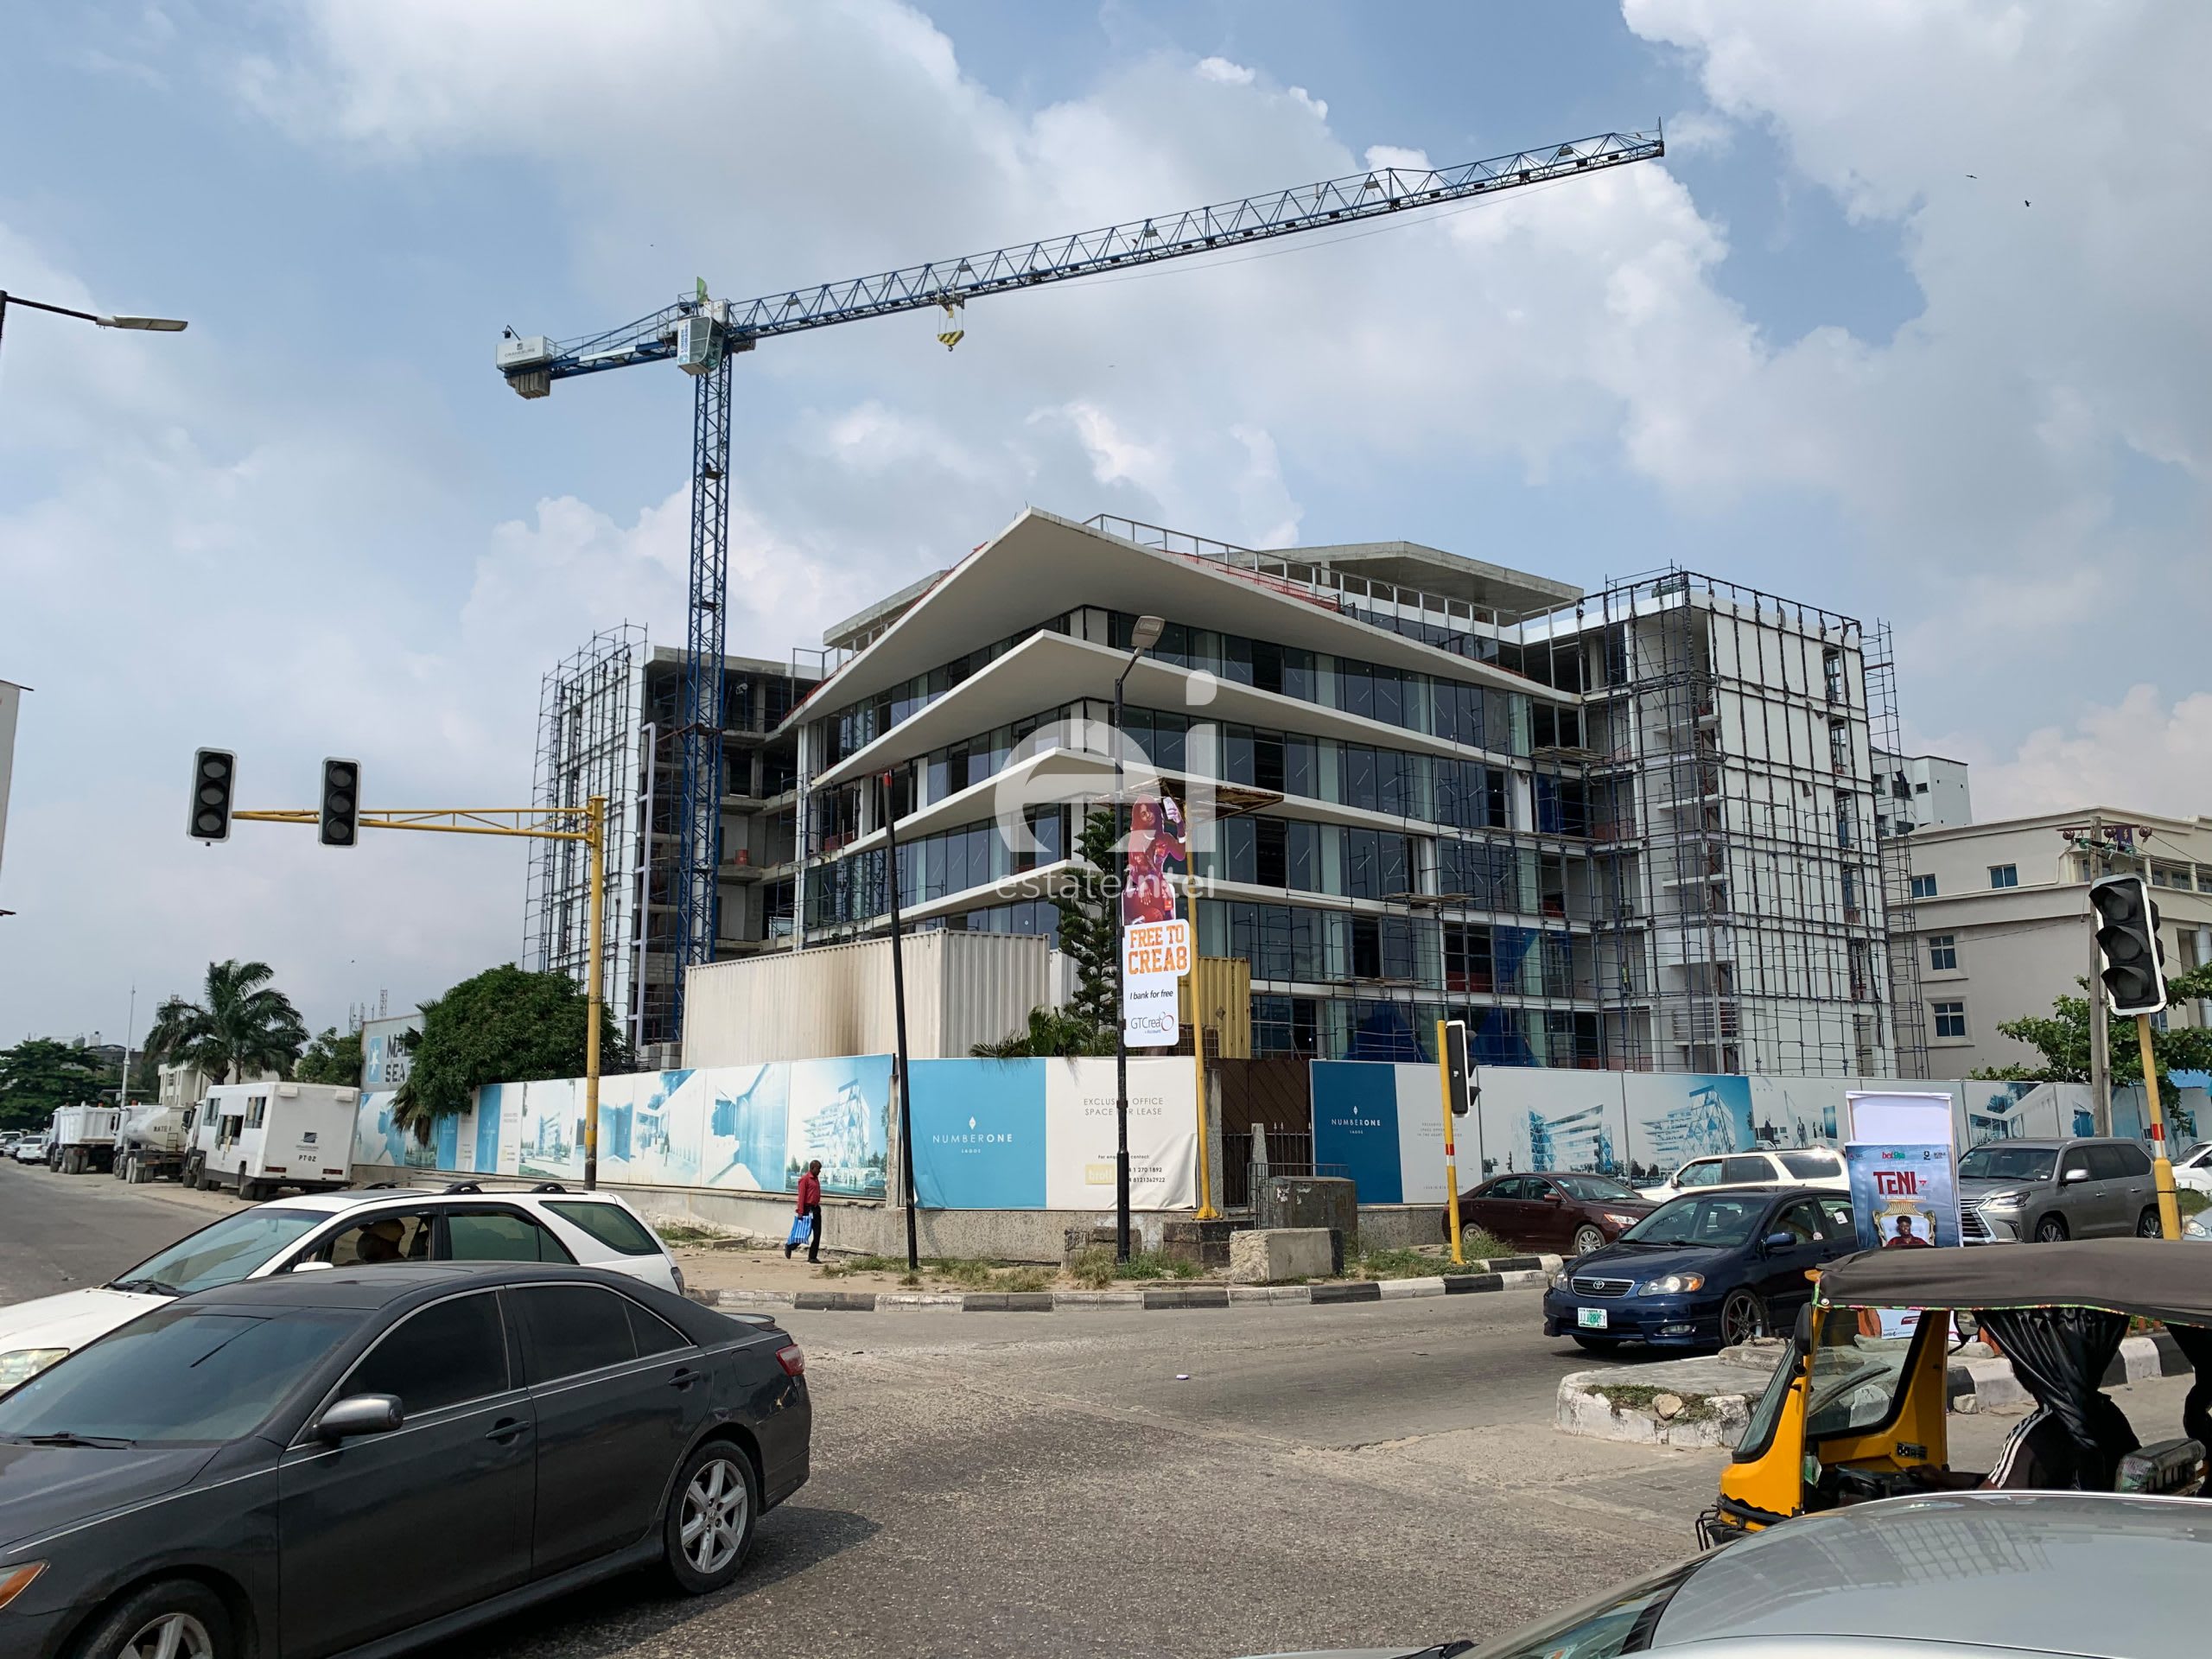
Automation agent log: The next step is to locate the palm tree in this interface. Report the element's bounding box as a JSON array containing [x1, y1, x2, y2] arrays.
[[144, 959, 311, 1085]]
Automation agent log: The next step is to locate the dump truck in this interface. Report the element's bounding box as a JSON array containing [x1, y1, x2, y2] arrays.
[[48, 1103, 124, 1174]]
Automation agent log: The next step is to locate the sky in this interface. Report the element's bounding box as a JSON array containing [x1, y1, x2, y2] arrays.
[[3, 1, 2209, 1047]]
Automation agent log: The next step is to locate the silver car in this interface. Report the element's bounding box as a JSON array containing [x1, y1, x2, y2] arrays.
[[1958, 1137, 2161, 1243], [1257, 1490, 2207, 1657]]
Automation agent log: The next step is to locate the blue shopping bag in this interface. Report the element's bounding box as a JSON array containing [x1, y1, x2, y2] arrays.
[[786, 1214, 814, 1249]]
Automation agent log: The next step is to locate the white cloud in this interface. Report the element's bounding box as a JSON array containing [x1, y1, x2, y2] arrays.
[[11, 1, 2212, 1040], [1932, 686, 2212, 825]]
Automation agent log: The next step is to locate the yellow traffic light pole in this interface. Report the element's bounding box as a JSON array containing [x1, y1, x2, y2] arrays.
[[230, 799, 610, 1188], [2135, 1014, 2183, 1240], [1436, 1020, 1465, 1267]]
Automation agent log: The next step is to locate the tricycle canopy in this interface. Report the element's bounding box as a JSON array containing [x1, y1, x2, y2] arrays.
[[1815, 1237, 2212, 1328]]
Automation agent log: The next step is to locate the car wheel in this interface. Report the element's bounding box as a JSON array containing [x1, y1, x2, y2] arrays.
[[1719, 1289, 1766, 1346], [73, 1578, 231, 1659], [2139, 1207, 2165, 1238], [664, 1440, 759, 1594], [2034, 1214, 2069, 1243], [1571, 1224, 1607, 1257]]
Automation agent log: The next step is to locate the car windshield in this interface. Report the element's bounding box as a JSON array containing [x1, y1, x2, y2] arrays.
[[1553, 1174, 1638, 1203], [1620, 1194, 1766, 1249], [111, 1207, 327, 1295], [1957, 1145, 2057, 1182], [1472, 1556, 1702, 1659], [0, 1306, 363, 1444]]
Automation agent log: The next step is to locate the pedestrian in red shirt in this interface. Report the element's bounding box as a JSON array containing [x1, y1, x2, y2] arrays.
[[787, 1160, 823, 1264]]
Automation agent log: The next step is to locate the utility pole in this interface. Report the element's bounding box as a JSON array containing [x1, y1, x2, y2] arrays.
[[2071, 818, 2118, 1135]]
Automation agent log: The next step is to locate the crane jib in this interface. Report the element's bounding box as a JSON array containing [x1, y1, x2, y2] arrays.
[[499, 123, 1662, 1046], [514, 129, 1662, 384]]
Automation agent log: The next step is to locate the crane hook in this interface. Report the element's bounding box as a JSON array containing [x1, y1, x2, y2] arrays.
[[937, 297, 965, 352]]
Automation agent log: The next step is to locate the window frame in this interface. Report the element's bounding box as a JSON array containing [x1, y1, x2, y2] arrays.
[[1927, 934, 1958, 972], [1932, 1000, 1967, 1039], [436, 1204, 578, 1267], [310, 1288, 516, 1438], [1988, 863, 2019, 889], [1908, 873, 1937, 899], [509, 1281, 652, 1387]]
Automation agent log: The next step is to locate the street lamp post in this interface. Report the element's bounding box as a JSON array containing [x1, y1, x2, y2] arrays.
[[1113, 613, 1166, 1263], [0, 290, 188, 362]]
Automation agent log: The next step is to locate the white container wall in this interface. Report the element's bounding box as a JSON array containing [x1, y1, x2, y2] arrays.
[[681, 931, 1050, 1066]]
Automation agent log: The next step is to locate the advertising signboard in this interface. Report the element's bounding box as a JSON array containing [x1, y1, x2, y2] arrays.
[[1120, 788, 1190, 1047]]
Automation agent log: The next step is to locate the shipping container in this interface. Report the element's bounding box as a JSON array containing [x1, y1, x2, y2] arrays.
[[682, 932, 1049, 1065]]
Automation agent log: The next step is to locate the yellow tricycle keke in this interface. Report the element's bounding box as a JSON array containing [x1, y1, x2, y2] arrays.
[[1704, 1237, 2212, 1545]]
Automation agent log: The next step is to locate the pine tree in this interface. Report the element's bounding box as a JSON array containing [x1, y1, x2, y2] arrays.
[[1054, 807, 1120, 1039]]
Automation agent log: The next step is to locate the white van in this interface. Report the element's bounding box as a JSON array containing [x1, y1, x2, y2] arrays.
[[181, 1080, 359, 1199]]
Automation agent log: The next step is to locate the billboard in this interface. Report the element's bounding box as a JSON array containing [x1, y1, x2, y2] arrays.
[[1845, 1144, 1961, 1250], [1121, 790, 1190, 1048]]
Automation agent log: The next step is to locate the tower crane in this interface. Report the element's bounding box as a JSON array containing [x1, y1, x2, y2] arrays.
[[499, 126, 1663, 1038]]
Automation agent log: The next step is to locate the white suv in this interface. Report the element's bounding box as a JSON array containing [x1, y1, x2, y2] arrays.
[[1637, 1147, 1849, 1204], [0, 1181, 684, 1390]]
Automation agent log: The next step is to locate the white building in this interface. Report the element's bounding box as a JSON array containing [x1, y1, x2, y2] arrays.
[[1873, 748, 1973, 837], [1901, 808, 2212, 1076], [783, 510, 1910, 1076]]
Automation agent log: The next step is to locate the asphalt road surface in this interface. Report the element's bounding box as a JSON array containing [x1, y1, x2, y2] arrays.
[[0, 1160, 1717, 1656]]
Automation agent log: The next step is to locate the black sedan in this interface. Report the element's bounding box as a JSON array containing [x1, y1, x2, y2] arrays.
[[1541, 1185, 1858, 1352], [0, 1262, 810, 1659]]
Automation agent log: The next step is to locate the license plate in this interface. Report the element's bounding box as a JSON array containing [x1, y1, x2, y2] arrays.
[[1578, 1307, 1608, 1330]]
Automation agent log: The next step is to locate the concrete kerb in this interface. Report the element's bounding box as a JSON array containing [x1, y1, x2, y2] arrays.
[[693, 1256, 1560, 1315], [1556, 1332, 2201, 1447]]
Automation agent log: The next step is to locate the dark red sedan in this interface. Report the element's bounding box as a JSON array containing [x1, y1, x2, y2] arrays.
[[1450, 1172, 1654, 1257]]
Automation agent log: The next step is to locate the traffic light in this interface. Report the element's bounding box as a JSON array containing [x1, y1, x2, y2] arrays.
[[2089, 873, 2166, 1016], [319, 758, 362, 849], [188, 748, 236, 842], [1441, 1018, 1471, 1116]]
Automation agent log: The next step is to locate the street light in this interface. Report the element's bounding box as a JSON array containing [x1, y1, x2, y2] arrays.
[[0, 290, 189, 361], [1113, 613, 1165, 1262]]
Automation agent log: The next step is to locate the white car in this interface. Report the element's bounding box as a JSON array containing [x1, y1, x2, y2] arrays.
[[2167, 1141, 2212, 1195], [10, 1136, 49, 1166], [0, 1181, 684, 1391], [1637, 1146, 1849, 1204]]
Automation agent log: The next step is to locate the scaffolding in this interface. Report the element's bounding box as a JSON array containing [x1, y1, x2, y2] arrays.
[[1578, 571, 1895, 1077], [1867, 621, 1928, 1077], [525, 626, 645, 1039]]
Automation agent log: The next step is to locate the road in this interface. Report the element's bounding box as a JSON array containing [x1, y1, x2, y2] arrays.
[[0, 1159, 1718, 1656], [0, 1156, 233, 1305]]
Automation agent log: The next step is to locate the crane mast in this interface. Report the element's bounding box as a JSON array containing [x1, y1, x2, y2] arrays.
[[499, 125, 1663, 1042]]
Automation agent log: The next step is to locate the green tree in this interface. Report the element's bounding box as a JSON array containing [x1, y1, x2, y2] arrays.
[[971, 1005, 1117, 1058], [0, 1038, 109, 1133], [394, 964, 632, 1143], [294, 1026, 365, 1086], [143, 959, 310, 1084], [1049, 806, 1121, 1043], [1972, 963, 2212, 1090]]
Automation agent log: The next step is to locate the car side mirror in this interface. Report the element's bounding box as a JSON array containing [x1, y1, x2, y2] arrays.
[[1763, 1231, 1799, 1252], [315, 1394, 403, 1442], [1541, 1191, 1563, 1204], [2063, 1167, 2090, 1184]]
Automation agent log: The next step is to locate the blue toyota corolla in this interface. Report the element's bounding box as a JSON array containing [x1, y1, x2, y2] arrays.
[[1541, 1185, 1859, 1351]]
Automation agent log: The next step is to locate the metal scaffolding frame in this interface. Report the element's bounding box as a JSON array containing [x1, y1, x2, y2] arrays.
[[526, 626, 645, 1035], [1578, 571, 1895, 1077], [1867, 621, 1929, 1077]]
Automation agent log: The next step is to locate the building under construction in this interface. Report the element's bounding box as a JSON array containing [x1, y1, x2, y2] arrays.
[[532, 508, 1923, 1077], [525, 626, 817, 1061]]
